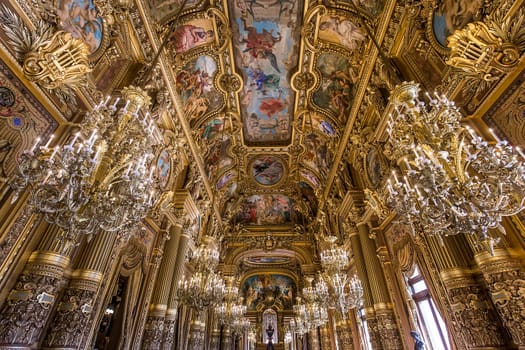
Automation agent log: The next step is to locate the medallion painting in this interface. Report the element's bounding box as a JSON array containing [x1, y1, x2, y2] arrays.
[[251, 155, 284, 186], [236, 194, 293, 225], [57, 0, 103, 53], [176, 56, 223, 124], [156, 149, 171, 189], [313, 53, 356, 122], [230, 0, 301, 144], [244, 274, 295, 311]]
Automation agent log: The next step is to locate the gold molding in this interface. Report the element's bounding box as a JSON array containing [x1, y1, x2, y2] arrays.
[[28, 251, 70, 268]]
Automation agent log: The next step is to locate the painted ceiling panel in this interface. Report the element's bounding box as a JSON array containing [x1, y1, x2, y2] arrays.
[[229, 0, 302, 145]]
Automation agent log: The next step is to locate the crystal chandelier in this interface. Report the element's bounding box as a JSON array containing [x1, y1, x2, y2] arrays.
[[383, 82, 525, 253], [319, 236, 363, 319], [215, 277, 250, 333], [290, 277, 329, 335], [11, 86, 162, 238], [177, 236, 225, 311]]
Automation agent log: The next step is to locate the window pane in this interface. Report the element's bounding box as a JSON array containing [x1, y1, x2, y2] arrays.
[[412, 280, 427, 294], [418, 299, 448, 349]]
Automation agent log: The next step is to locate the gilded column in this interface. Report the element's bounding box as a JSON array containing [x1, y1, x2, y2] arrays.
[[425, 234, 507, 349], [142, 221, 182, 349], [0, 225, 74, 349], [188, 318, 205, 350], [357, 222, 403, 350], [42, 230, 118, 349], [307, 329, 320, 350], [348, 224, 380, 349], [319, 325, 332, 350], [132, 229, 171, 349], [220, 326, 232, 350], [473, 248, 525, 347], [334, 319, 353, 350], [161, 230, 191, 349]]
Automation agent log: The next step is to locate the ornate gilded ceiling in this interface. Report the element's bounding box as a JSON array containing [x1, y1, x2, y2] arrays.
[[144, 0, 379, 232]]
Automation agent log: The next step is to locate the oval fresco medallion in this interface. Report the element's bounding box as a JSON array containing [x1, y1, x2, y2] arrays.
[[156, 149, 171, 189], [251, 156, 284, 186]]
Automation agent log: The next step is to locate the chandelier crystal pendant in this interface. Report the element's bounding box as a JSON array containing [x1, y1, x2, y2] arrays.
[[384, 82, 525, 253], [11, 86, 163, 238], [319, 236, 363, 319], [177, 236, 226, 311]]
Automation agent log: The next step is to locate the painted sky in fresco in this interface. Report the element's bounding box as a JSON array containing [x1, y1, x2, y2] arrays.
[[231, 0, 300, 145], [244, 274, 295, 310]]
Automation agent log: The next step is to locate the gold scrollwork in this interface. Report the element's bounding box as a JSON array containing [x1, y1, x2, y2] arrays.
[[23, 31, 92, 90]]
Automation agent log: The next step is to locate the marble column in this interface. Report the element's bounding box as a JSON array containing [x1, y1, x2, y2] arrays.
[[42, 230, 118, 349], [142, 222, 183, 349], [188, 318, 205, 350], [0, 225, 75, 349]]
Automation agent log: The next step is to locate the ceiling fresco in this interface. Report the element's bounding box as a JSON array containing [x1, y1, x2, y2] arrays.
[[230, 0, 301, 145], [159, 0, 373, 229]]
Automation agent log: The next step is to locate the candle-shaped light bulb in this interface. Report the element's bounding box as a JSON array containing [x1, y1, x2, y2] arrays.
[[49, 146, 59, 161], [30, 137, 41, 153], [43, 134, 54, 149], [516, 146, 525, 160], [488, 128, 501, 143], [68, 132, 80, 148], [392, 171, 400, 184], [111, 97, 120, 108]]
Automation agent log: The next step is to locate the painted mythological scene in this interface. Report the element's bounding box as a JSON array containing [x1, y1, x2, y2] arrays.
[[244, 274, 296, 311], [302, 133, 332, 178], [313, 53, 357, 122], [236, 194, 293, 225], [318, 15, 365, 51], [57, 0, 103, 53], [251, 155, 284, 186], [169, 19, 214, 54], [176, 56, 223, 124], [230, 0, 301, 144]]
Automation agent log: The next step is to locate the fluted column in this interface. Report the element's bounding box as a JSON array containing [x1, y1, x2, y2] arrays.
[[142, 222, 182, 349], [161, 231, 191, 349], [473, 247, 525, 347], [0, 225, 75, 349], [425, 234, 507, 349], [131, 229, 171, 349], [348, 225, 380, 349], [42, 230, 119, 349], [357, 222, 403, 350]]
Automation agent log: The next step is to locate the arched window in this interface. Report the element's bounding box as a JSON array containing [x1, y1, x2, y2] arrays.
[[262, 309, 278, 344]]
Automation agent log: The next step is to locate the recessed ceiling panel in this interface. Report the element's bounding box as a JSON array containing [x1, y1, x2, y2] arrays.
[[230, 0, 302, 145]]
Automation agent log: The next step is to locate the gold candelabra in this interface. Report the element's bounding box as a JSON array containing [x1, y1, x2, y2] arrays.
[[381, 82, 525, 253], [11, 86, 163, 239]]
